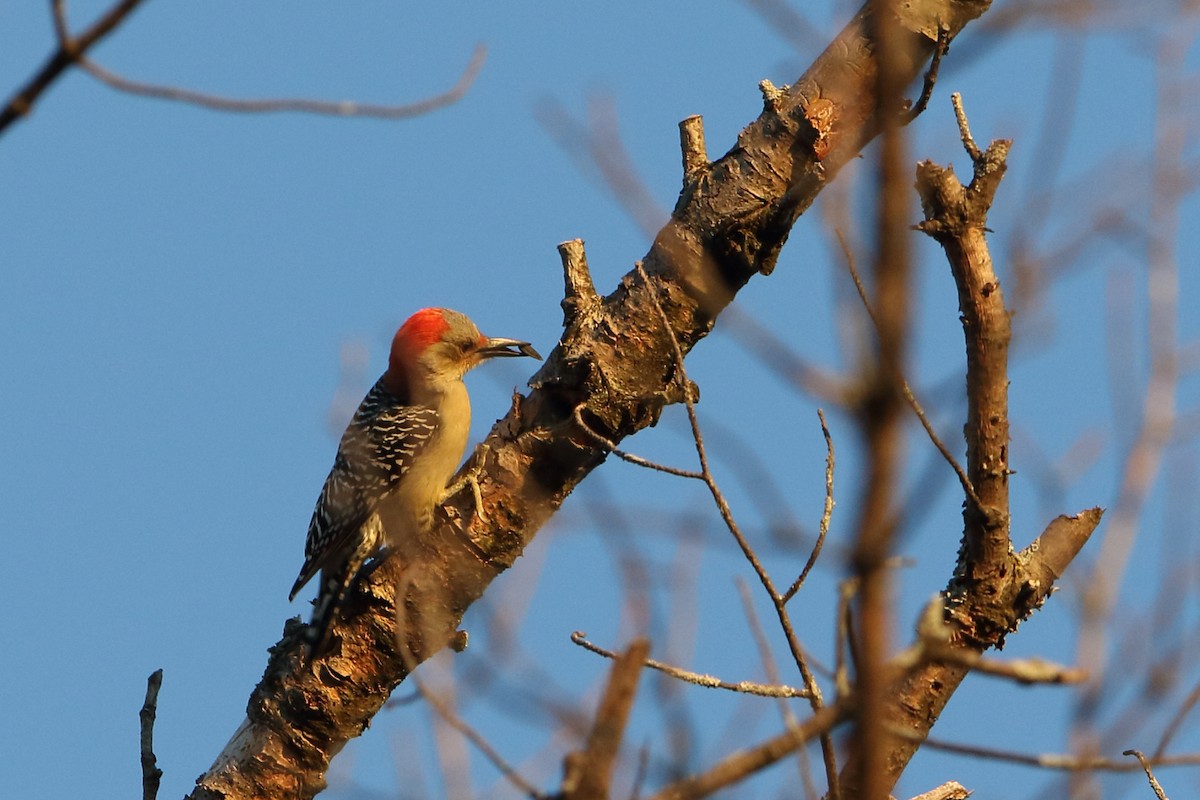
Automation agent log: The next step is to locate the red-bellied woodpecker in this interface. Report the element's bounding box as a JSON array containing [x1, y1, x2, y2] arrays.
[[290, 308, 541, 655]]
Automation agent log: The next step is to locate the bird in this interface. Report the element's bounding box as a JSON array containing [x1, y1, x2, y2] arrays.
[[289, 307, 541, 656]]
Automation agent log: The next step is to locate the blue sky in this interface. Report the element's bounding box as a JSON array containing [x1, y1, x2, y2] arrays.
[[4, 2, 1199, 798]]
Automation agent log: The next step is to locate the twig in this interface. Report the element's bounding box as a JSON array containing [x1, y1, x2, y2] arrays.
[[4, 2, 483, 137], [903, 24, 951, 124], [834, 579, 858, 700], [911, 734, 1200, 773], [633, 268, 776, 591], [424, 666, 475, 800], [416, 676, 547, 799], [836, 228, 982, 512], [571, 632, 810, 699], [920, 649, 1085, 685], [79, 44, 487, 118], [572, 406, 703, 479], [646, 703, 848, 800], [50, 0, 70, 43], [1153, 674, 1200, 758], [1124, 749, 1170, 800], [563, 639, 651, 800], [634, 263, 841, 797], [0, 0, 148, 135], [783, 409, 835, 603], [952, 92, 982, 161], [736, 578, 819, 799], [1073, 23, 1187, 744], [140, 669, 164, 800], [894, 605, 1089, 684]]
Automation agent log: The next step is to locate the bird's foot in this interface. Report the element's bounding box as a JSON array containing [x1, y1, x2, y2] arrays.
[[441, 444, 491, 525]]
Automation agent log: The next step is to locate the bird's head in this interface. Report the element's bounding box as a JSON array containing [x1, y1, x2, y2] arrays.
[[385, 307, 541, 395]]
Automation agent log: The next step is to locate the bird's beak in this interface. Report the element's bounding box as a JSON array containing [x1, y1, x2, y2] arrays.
[[479, 337, 542, 360]]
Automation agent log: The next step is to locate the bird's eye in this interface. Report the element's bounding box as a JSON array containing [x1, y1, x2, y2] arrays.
[[459, 341, 473, 354]]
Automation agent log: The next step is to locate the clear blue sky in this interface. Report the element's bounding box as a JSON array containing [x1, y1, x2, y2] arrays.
[[4, 2, 1198, 798]]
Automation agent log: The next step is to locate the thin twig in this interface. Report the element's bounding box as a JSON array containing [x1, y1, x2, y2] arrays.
[[633, 263, 841, 798], [1124, 749, 1170, 800], [632, 744, 651, 800], [836, 228, 983, 511], [416, 676, 547, 799], [912, 733, 1200, 773], [783, 409, 835, 603], [895, 609, 1089, 684], [1072, 23, 1186, 744], [834, 579, 858, 700], [572, 632, 810, 699], [646, 703, 848, 800], [0, 0, 148, 135], [635, 268, 776, 588], [564, 639, 650, 800], [951, 92, 983, 161], [902, 24, 951, 124], [572, 406, 703, 479], [79, 44, 487, 118], [140, 669, 164, 800], [50, 0, 70, 43], [736, 578, 819, 799], [1153, 674, 1200, 758]]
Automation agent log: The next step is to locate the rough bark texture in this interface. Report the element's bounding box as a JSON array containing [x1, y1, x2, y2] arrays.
[[189, 2, 993, 797], [835, 125, 1103, 797]]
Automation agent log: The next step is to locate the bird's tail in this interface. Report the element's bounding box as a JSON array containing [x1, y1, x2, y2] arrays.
[[302, 516, 383, 659], [304, 570, 348, 659]]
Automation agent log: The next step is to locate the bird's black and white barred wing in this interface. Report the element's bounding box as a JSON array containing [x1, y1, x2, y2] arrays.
[[288, 381, 440, 601]]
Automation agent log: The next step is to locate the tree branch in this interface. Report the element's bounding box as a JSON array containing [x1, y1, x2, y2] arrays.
[[0, 0, 148, 136], [561, 639, 651, 800], [835, 95, 1103, 796], [140, 669, 164, 800], [77, 44, 487, 119], [188, 2, 991, 797]]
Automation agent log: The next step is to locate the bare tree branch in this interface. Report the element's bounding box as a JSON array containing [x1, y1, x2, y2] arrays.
[[647, 703, 849, 800], [571, 631, 811, 699], [139, 669, 163, 800], [562, 639, 651, 800], [188, 3, 995, 797], [416, 673, 547, 799], [1124, 750, 1170, 800], [78, 44, 487, 119], [844, 1, 916, 794], [1, 2, 484, 138], [835, 93, 1103, 795], [0, 0, 148, 136]]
